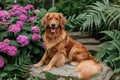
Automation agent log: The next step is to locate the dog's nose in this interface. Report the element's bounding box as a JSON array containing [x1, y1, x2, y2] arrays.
[[51, 24, 55, 27]]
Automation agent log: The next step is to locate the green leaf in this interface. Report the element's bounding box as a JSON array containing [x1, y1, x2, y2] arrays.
[[37, 8, 47, 18], [37, 41, 42, 46], [45, 72, 58, 80], [0, 31, 8, 41], [28, 44, 33, 49], [9, 40, 19, 46], [48, 7, 57, 12], [34, 47, 40, 54], [0, 73, 7, 78], [4, 64, 15, 71], [113, 68, 120, 73]]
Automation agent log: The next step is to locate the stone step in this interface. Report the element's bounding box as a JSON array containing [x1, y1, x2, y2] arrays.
[[77, 38, 100, 45], [29, 64, 113, 80], [69, 32, 91, 39], [84, 45, 100, 51]]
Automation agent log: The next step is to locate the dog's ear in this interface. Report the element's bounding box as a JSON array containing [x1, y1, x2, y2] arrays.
[[41, 13, 49, 27], [59, 13, 67, 27]]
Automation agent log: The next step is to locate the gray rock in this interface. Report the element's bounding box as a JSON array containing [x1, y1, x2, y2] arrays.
[[29, 64, 113, 80]]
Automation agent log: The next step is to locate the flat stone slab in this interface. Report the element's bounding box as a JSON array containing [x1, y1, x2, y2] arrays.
[[29, 64, 113, 80], [84, 45, 100, 51], [69, 32, 91, 38], [77, 38, 100, 44]]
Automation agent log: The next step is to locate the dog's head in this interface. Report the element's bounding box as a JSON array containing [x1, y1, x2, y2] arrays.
[[41, 12, 66, 33]]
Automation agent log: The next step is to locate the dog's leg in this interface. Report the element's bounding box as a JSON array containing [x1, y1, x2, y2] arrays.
[[70, 62, 79, 66], [34, 52, 48, 67], [43, 53, 65, 71]]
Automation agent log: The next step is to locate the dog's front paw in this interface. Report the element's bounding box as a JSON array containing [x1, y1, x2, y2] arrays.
[[43, 66, 52, 71], [34, 63, 41, 68]]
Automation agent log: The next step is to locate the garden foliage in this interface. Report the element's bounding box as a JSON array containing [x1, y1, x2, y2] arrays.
[[96, 30, 120, 73], [0, 4, 46, 79], [66, 0, 120, 32]]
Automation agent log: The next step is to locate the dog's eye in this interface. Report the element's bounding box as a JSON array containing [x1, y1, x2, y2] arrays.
[[56, 18, 59, 20], [48, 18, 52, 20]]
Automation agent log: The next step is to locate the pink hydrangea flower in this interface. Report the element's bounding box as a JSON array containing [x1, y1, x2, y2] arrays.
[[32, 33, 41, 41], [10, 4, 21, 9], [0, 10, 10, 19], [7, 46, 18, 56], [19, 14, 28, 22], [0, 57, 4, 68], [13, 10, 23, 16], [32, 26, 40, 33], [17, 35, 29, 46], [24, 4, 34, 11], [8, 24, 21, 33], [0, 42, 9, 53], [34, 9, 40, 14], [3, 39, 10, 43], [29, 16, 36, 23], [41, 42, 46, 48], [16, 21, 24, 28]]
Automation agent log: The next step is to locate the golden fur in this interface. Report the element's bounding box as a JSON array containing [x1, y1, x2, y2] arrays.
[[34, 12, 103, 80]]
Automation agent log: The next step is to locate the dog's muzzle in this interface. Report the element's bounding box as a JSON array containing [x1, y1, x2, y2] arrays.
[[51, 24, 56, 33]]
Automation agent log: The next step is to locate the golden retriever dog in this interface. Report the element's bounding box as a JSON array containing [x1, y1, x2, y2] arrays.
[[34, 12, 103, 80]]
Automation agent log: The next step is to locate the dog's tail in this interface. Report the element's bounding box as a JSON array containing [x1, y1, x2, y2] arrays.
[[75, 60, 103, 80]]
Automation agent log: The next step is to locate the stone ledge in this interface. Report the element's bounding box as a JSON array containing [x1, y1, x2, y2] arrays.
[[84, 45, 100, 51], [69, 32, 91, 39], [77, 38, 100, 45], [29, 64, 113, 80]]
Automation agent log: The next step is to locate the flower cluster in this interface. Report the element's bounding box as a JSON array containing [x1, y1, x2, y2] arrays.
[[32, 26, 40, 33], [19, 14, 28, 22], [0, 10, 10, 19], [0, 39, 18, 56], [31, 26, 41, 41], [0, 57, 4, 68], [32, 33, 41, 41], [0, 4, 44, 69], [17, 35, 29, 46]]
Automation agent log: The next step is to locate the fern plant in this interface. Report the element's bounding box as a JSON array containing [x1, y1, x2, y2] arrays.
[[0, 52, 31, 79], [66, 0, 120, 32], [96, 30, 120, 73]]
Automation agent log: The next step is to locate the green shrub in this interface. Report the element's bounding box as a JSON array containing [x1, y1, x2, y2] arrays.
[[96, 30, 120, 73], [66, 0, 120, 32]]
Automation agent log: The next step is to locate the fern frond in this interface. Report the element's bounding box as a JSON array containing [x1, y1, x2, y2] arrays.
[[113, 68, 120, 73], [96, 30, 120, 73]]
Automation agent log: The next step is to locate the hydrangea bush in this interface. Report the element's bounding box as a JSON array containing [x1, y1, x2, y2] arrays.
[[0, 4, 49, 79]]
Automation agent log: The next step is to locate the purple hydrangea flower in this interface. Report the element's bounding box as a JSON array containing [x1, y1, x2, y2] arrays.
[[0, 57, 4, 68], [32, 26, 40, 33], [10, 4, 21, 9], [8, 24, 21, 33], [16, 21, 24, 28], [13, 10, 23, 16], [34, 9, 40, 14], [19, 14, 28, 22], [41, 42, 46, 48], [0, 10, 10, 19], [0, 42, 9, 53], [24, 5, 34, 11], [32, 33, 41, 41], [3, 39, 10, 43], [29, 16, 36, 23], [17, 35, 29, 46], [0, 19, 9, 26], [7, 46, 17, 56]]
